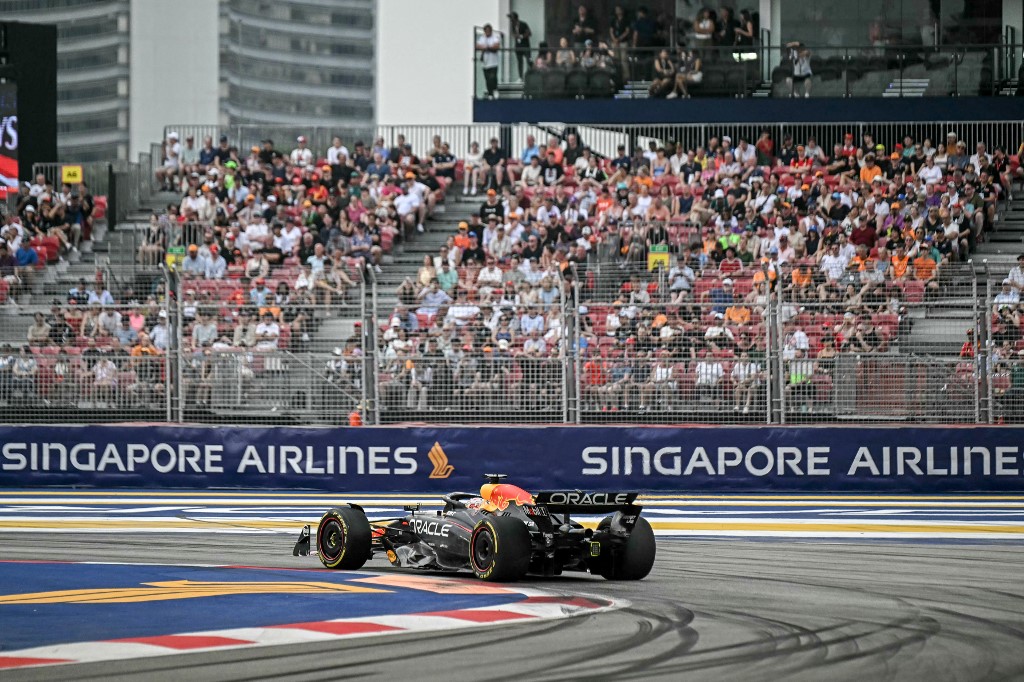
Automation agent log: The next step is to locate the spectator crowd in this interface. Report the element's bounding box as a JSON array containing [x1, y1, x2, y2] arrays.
[[2, 123, 1023, 419], [379, 126, 1023, 416]]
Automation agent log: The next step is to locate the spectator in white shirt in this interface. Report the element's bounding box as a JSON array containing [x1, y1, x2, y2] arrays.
[[149, 313, 170, 351], [731, 352, 762, 413], [326, 137, 349, 166], [1007, 254, 1024, 292], [290, 135, 314, 166], [969, 142, 991, 172], [255, 311, 280, 350], [695, 353, 725, 403], [819, 243, 848, 281], [734, 138, 757, 165], [994, 279, 1020, 311], [394, 181, 424, 234], [520, 306, 545, 335], [917, 155, 943, 184], [87, 284, 116, 306], [445, 290, 481, 326], [204, 246, 227, 279], [476, 259, 504, 300]]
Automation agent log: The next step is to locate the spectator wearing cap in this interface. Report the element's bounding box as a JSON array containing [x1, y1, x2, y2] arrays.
[[156, 132, 182, 190], [488, 224, 513, 262], [204, 245, 227, 279], [462, 231, 486, 266], [479, 189, 505, 224], [212, 134, 233, 167], [249, 278, 273, 307], [994, 279, 1020, 312], [701, 277, 734, 315], [290, 135, 314, 166], [149, 310, 170, 351], [178, 134, 199, 174], [181, 244, 206, 277]]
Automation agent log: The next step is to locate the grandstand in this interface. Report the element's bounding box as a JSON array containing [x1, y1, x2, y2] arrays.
[[2, 0, 1024, 428], [2, 120, 1024, 427]]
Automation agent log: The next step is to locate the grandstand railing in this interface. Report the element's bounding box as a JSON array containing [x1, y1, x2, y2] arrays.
[[164, 122, 1024, 170], [0, 267, 1014, 426]]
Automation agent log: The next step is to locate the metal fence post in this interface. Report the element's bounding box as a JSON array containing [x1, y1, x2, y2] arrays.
[[160, 264, 172, 423], [764, 294, 774, 424], [366, 273, 381, 426], [573, 278, 583, 424], [980, 275, 992, 423], [560, 278, 570, 424], [774, 282, 787, 424], [174, 272, 185, 423]]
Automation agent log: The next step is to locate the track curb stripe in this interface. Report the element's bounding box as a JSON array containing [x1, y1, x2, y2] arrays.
[[0, 589, 626, 669]]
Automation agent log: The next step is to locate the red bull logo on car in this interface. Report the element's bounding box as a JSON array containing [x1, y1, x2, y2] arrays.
[[480, 483, 534, 512]]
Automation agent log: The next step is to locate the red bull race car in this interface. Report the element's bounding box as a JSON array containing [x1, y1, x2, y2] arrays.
[[293, 475, 655, 582]]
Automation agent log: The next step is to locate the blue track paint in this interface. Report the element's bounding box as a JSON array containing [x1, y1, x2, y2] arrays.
[[0, 562, 522, 651]]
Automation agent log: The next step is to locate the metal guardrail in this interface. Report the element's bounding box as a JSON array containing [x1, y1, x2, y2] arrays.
[[162, 121, 1024, 179], [0, 261, 1014, 425]]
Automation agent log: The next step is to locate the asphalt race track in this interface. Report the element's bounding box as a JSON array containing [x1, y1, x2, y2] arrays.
[[3, 530, 1024, 682]]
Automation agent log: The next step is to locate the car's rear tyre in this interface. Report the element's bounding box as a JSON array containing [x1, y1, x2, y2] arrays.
[[597, 516, 656, 581], [469, 516, 531, 581], [316, 507, 372, 570]]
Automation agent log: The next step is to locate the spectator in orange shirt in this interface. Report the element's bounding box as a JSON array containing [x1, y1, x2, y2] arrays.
[[890, 243, 911, 280], [859, 154, 883, 184], [454, 222, 471, 250], [913, 246, 940, 295], [788, 262, 814, 301], [725, 304, 751, 325], [581, 349, 610, 409], [543, 136, 564, 166]]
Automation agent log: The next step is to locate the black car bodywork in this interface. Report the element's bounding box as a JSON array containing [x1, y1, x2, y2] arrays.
[[293, 475, 656, 581]]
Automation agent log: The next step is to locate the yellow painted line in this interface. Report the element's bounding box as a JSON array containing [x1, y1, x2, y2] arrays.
[[0, 581, 387, 604]]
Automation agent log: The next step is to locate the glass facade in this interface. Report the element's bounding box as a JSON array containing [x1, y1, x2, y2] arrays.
[[0, 0, 129, 162], [220, 0, 375, 129], [778, 0, 1003, 47]]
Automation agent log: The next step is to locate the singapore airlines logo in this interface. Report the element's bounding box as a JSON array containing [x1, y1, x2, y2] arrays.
[[427, 442, 454, 479], [0, 581, 386, 604]]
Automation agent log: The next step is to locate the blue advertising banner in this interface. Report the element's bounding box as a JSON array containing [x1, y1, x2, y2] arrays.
[[1, 425, 1024, 493]]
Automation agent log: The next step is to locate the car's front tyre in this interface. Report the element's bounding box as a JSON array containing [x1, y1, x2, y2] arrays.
[[316, 507, 372, 570]]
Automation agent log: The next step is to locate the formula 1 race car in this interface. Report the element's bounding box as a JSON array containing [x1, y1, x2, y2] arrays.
[[293, 475, 655, 582]]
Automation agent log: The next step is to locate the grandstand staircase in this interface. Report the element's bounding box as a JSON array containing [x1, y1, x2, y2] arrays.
[[883, 78, 929, 96], [614, 81, 651, 99]]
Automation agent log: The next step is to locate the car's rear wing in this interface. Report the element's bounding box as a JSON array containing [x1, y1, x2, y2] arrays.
[[533, 491, 641, 515]]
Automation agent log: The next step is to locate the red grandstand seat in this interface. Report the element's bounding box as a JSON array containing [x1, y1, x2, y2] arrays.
[[902, 280, 925, 303]]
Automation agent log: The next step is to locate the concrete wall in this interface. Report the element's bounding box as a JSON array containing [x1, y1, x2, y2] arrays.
[[128, 0, 219, 157], [376, 0, 506, 126]]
